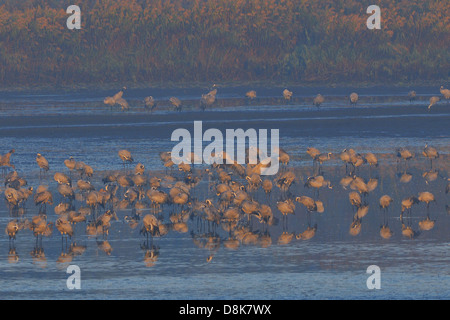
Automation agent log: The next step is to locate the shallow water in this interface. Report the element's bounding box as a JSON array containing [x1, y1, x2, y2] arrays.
[[0, 86, 449, 300]]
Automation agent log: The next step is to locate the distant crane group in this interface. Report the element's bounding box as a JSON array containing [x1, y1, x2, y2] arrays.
[[102, 85, 448, 112]]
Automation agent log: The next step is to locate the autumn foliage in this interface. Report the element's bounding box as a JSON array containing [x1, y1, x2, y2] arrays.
[[0, 0, 448, 85]]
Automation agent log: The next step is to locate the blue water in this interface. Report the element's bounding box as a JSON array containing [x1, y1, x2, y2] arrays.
[[0, 86, 449, 300]]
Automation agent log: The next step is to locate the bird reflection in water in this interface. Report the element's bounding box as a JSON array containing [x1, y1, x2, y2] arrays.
[[141, 242, 160, 268], [30, 246, 47, 268]]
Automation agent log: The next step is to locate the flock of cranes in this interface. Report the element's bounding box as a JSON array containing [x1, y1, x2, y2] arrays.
[[104, 85, 218, 112], [1, 84, 448, 265], [103, 85, 449, 112], [1, 139, 448, 265]]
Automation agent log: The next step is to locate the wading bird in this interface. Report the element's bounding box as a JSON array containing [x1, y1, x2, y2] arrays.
[[401, 196, 419, 216], [34, 186, 53, 210], [313, 94, 324, 107], [277, 199, 295, 230], [349, 92, 358, 105], [422, 144, 439, 169], [283, 89, 293, 101], [339, 149, 353, 173], [64, 157, 76, 177], [56, 218, 73, 241], [396, 148, 414, 169], [418, 191, 435, 210], [5, 220, 25, 241], [307, 147, 321, 169], [170, 97, 182, 112], [118, 150, 134, 168], [104, 87, 127, 110], [365, 152, 378, 168], [314, 152, 332, 174], [349, 191, 362, 209], [440, 86, 450, 102], [144, 96, 157, 112], [246, 90, 256, 100], [0, 149, 15, 175], [54, 172, 71, 186], [104, 96, 116, 109], [278, 147, 290, 168], [36, 153, 49, 178], [428, 96, 439, 110], [200, 86, 217, 111], [262, 179, 273, 196], [408, 90, 416, 103], [379, 195, 393, 213], [305, 175, 332, 196], [116, 97, 130, 111]]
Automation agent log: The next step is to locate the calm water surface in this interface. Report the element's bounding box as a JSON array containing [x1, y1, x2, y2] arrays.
[[0, 86, 449, 299]]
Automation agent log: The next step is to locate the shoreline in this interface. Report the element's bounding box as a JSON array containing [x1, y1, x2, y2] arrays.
[[0, 81, 445, 94]]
